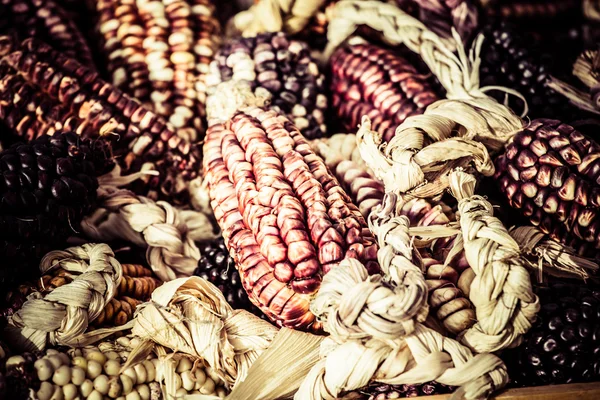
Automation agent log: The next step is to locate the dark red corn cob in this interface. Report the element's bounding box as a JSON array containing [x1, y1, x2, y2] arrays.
[[330, 42, 440, 141], [0, 0, 95, 69], [0, 37, 202, 202], [495, 118, 600, 257], [203, 107, 379, 330], [481, 0, 582, 20]]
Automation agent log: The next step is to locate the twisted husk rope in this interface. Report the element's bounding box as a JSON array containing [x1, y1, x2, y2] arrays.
[[5, 243, 123, 352], [510, 226, 600, 282], [80, 185, 219, 282], [295, 194, 507, 400], [446, 171, 539, 353], [322, 0, 539, 355], [229, 0, 327, 37]]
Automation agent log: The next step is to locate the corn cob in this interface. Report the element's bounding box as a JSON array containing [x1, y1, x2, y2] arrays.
[[203, 106, 379, 330], [194, 238, 266, 317], [208, 32, 328, 139], [495, 118, 600, 257], [360, 381, 455, 399], [0, 131, 113, 295], [0, 37, 202, 202], [396, 0, 479, 42], [310, 134, 384, 218], [480, 0, 582, 20], [89, 0, 221, 138], [330, 42, 440, 142], [311, 136, 475, 335], [2, 336, 228, 400], [479, 20, 586, 121], [0, 0, 95, 68], [502, 282, 600, 387]]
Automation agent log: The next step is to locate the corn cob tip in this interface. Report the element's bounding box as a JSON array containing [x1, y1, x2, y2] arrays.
[[206, 80, 270, 123]]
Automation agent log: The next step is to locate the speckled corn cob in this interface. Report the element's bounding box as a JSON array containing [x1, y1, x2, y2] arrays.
[[0, 0, 95, 68], [2, 336, 228, 399], [209, 32, 328, 139], [0, 37, 202, 202], [495, 118, 600, 257], [203, 107, 379, 330], [330, 42, 440, 141], [90, 0, 221, 138]]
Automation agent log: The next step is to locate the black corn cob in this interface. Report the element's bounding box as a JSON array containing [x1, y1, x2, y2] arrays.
[[330, 42, 440, 142], [479, 20, 586, 122], [503, 283, 600, 387], [495, 119, 600, 257], [362, 381, 455, 399], [480, 0, 582, 21], [0, 0, 95, 69], [0, 131, 113, 294], [0, 37, 202, 203], [210, 32, 328, 139], [194, 238, 265, 318]]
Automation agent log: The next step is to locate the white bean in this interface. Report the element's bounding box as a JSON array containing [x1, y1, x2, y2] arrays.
[[125, 391, 141, 400], [122, 367, 138, 385], [87, 361, 103, 380], [142, 360, 155, 382], [180, 370, 195, 391], [136, 384, 150, 400], [133, 364, 147, 383], [86, 352, 107, 365], [71, 356, 87, 370], [47, 355, 64, 370], [176, 357, 192, 373], [200, 377, 215, 395], [52, 365, 71, 386], [194, 369, 206, 389], [87, 390, 103, 400], [36, 381, 54, 400], [94, 374, 110, 395], [108, 378, 123, 398], [34, 358, 54, 381], [104, 360, 121, 376], [49, 385, 64, 400], [80, 379, 94, 397], [70, 367, 85, 386], [62, 383, 78, 400], [120, 375, 134, 395]]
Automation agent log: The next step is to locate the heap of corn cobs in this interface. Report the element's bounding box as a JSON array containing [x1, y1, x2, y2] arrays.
[[1, 0, 600, 399]]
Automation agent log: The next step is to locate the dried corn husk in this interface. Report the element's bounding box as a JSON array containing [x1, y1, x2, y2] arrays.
[[548, 48, 600, 115], [5, 243, 124, 352], [323, 0, 539, 355], [130, 276, 295, 389], [510, 225, 600, 282], [293, 193, 507, 400], [230, 0, 328, 37], [81, 185, 219, 282]]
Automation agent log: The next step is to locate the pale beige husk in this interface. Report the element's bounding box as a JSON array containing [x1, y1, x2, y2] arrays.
[[229, 0, 327, 37], [81, 185, 219, 282], [5, 243, 124, 352], [510, 226, 600, 282]]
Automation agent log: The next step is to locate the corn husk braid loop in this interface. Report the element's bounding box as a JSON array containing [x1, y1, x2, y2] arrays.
[[296, 194, 508, 400], [448, 171, 540, 353], [80, 186, 218, 282], [6, 243, 123, 352]]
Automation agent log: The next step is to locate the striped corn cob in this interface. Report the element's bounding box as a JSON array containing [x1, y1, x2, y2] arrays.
[[203, 107, 379, 330], [209, 32, 328, 139], [495, 118, 600, 257], [330, 42, 440, 142], [1, 336, 228, 399], [0, 131, 113, 295], [89, 0, 221, 138], [0, 0, 95, 68], [0, 37, 202, 203]]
